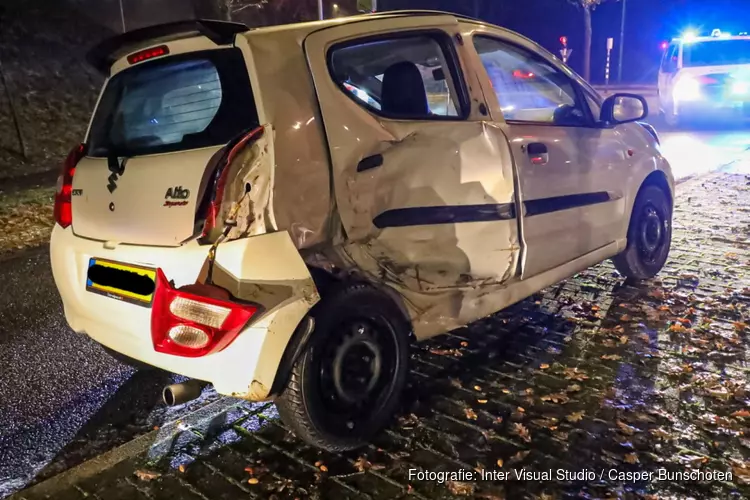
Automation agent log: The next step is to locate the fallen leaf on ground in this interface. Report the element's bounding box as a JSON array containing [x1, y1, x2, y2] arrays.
[[477, 399, 488, 404], [540, 363, 550, 370], [460, 341, 469, 347], [465, 408, 478, 420], [566, 411, 585, 423], [178, 465, 186, 473], [617, 421, 639, 436], [624, 453, 639, 464], [566, 384, 582, 393], [601, 354, 622, 361], [513, 423, 532, 442], [541, 392, 570, 404], [474, 385, 482, 391], [134, 470, 161, 481], [732, 409, 750, 418], [248, 477, 259, 485], [496, 459, 504, 468], [563, 367, 589, 381], [446, 481, 475, 496]]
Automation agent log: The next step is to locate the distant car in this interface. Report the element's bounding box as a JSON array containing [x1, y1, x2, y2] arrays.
[[50, 11, 673, 451], [658, 29, 750, 127]]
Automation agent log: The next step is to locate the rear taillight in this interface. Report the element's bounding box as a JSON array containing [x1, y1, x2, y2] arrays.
[[54, 144, 85, 229], [151, 269, 258, 358], [201, 126, 265, 238]]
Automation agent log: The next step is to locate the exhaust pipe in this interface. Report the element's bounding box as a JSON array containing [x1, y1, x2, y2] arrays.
[[162, 380, 205, 406]]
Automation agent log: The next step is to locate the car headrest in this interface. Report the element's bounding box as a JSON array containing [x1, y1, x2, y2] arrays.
[[381, 61, 429, 117]]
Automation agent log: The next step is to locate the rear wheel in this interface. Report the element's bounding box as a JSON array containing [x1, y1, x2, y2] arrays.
[[276, 283, 410, 452], [613, 184, 672, 280]]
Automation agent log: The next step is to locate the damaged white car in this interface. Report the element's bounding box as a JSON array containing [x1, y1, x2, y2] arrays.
[[50, 11, 674, 451]]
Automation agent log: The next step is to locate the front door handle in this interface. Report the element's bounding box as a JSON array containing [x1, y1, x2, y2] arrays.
[[527, 142, 549, 165], [357, 154, 384, 172]]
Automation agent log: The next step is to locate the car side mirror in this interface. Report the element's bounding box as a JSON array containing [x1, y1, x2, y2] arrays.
[[600, 93, 648, 126]]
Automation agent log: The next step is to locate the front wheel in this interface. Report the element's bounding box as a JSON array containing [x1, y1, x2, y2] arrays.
[[276, 283, 410, 452], [612, 184, 672, 280]]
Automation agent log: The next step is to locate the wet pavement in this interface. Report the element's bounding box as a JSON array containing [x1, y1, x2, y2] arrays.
[[0, 127, 749, 499], [4, 163, 750, 499]]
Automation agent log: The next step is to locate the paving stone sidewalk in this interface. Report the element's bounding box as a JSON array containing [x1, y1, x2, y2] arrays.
[[13, 171, 750, 500]]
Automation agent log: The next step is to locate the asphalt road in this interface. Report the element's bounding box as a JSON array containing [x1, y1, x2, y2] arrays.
[[0, 125, 749, 498]]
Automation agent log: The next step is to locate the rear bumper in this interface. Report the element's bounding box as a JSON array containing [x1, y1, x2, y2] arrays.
[[50, 225, 319, 400]]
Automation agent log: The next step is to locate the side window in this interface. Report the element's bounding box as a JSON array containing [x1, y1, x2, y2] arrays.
[[329, 34, 466, 120], [473, 35, 590, 126]]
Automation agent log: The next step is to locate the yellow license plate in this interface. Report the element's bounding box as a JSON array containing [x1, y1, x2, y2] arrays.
[[86, 258, 157, 307]]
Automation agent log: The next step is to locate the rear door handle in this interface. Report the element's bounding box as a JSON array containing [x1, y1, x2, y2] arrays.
[[357, 154, 384, 172], [527, 142, 549, 165]]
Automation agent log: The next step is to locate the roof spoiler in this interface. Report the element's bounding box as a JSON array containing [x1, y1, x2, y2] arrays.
[[86, 19, 250, 74]]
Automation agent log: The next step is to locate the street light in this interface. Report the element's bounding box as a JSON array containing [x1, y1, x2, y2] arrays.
[[318, 0, 323, 20]]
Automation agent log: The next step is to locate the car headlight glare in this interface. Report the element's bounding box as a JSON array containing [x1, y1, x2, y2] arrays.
[[732, 81, 749, 95], [674, 76, 702, 101]]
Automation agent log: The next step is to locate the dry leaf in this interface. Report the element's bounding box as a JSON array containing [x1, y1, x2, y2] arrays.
[[496, 459, 504, 468], [465, 408, 478, 420], [541, 392, 570, 404], [446, 481, 475, 496], [134, 470, 161, 481], [319, 465, 328, 472], [566, 384, 582, 393], [540, 363, 550, 370], [460, 341, 469, 347], [624, 453, 639, 464], [314, 460, 323, 467], [563, 367, 589, 381], [474, 385, 482, 391], [619, 335, 629, 344], [477, 399, 488, 404], [732, 409, 750, 418], [566, 411, 585, 423], [617, 421, 638, 436], [513, 423, 531, 442], [620, 314, 631, 322], [601, 354, 622, 361], [178, 465, 186, 473], [734, 322, 748, 332], [248, 477, 259, 485]]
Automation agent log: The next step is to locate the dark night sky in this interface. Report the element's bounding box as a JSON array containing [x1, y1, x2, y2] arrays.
[[381, 0, 750, 83], [75, 0, 750, 84]]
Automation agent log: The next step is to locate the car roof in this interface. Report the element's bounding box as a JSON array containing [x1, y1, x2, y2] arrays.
[[88, 10, 509, 73], [672, 35, 750, 44]]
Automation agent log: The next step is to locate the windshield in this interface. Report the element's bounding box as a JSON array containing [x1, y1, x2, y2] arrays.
[[683, 39, 750, 67], [88, 48, 258, 157]]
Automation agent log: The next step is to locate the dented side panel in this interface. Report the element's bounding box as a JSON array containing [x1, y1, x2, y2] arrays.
[[237, 32, 333, 249], [304, 20, 521, 297]]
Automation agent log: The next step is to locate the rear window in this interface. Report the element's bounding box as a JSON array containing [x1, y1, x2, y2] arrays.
[[88, 48, 258, 157], [684, 39, 750, 67]]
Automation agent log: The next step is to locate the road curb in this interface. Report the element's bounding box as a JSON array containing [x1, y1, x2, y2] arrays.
[[9, 396, 268, 500], [8, 430, 159, 500]]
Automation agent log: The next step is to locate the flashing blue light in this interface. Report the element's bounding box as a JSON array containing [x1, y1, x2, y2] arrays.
[[682, 30, 698, 42]]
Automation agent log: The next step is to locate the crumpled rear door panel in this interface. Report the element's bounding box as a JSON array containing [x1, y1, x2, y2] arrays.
[[304, 21, 520, 293]]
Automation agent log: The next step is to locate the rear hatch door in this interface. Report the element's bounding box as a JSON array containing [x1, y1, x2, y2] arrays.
[[73, 43, 259, 246]]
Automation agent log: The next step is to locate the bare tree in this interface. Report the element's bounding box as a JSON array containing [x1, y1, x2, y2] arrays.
[[567, 0, 618, 81], [192, 0, 268, 21]]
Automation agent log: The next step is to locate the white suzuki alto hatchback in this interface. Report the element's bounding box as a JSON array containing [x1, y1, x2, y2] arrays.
[[51, 11, 674, 451]]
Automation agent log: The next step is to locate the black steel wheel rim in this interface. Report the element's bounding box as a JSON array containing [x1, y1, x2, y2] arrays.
[[637, 202, 667, 265], [314, 314, 400, 434]]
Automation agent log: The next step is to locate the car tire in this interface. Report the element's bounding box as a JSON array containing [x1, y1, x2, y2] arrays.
[[612, 184, 672, 280], [276, 282, 410, 452], [102, 346, 158, 371]]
